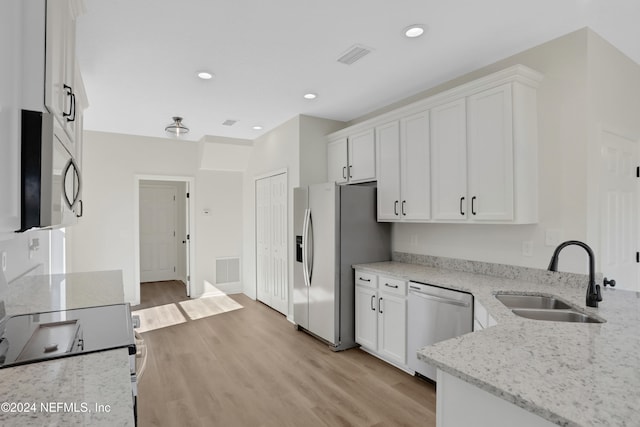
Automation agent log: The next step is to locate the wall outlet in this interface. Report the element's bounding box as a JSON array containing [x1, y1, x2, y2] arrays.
[[1, 251, 6, 272], [522, 241, 534, 257]]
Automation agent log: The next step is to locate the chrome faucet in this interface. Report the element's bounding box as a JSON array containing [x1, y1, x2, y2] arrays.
[[547, 240, 602, 308]]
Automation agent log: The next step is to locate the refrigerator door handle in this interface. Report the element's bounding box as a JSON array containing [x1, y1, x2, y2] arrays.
[[302, 208, 310, 287], [307, 210, 314, 284]]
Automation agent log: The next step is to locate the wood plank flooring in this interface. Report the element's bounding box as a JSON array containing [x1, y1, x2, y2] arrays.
[[133, 282, 437, 427]]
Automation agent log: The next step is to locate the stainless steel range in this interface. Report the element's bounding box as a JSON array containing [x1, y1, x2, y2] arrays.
[[0, 304, 138, 422]]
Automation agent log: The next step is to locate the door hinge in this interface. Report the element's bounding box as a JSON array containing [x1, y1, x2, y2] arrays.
[[173, 195, 176, 201], [636, 251, 639, 263], [173, 231, 176, 237], [187, 275, 190, 282], [174, 266, 176, 272], [636, 166, 639, 178], [187, 234, 190, 240], [186, 192, 190, 198]]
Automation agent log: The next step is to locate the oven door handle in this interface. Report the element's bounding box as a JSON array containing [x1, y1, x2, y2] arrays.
[[409, 289, 471, 308]]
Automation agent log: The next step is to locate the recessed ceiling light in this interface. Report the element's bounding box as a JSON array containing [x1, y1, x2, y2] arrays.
[[303, 93, 317, 100], [252, 125, 263, 131], [404, 24, 425, 38], [197, 71, 214, 80]]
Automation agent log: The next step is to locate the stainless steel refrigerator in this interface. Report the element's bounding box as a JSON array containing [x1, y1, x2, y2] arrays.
[[293, 183, 391, 350]]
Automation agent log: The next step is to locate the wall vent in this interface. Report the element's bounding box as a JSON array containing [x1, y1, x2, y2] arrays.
[[337, 44, 373, 65], [216, 257, 240, 284], [222, 119, 237, 126]]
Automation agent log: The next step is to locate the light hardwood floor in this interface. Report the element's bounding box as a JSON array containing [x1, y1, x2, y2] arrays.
[[134, 281, 437, 427]]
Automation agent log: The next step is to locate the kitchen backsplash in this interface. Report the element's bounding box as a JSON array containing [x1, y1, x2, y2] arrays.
[[392, 251, 602, 288]]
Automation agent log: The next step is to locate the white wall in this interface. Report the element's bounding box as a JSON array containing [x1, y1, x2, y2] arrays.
[[363, 28, 636, 275], [196, 169, 243, 295], [241, 114, 344, 318], [66, 130, 244, 304]]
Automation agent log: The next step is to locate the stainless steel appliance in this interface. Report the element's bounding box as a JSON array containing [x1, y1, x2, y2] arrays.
[[293, 183, 390, 350], [0, 304, 137, 421], [19, 109, 82, 232], [407, 281, 473, 381]]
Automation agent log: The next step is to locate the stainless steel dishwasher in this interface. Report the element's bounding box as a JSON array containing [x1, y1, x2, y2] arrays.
[[407, 281, 473, 382]]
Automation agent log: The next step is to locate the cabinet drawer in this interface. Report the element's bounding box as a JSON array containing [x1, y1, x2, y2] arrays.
[[378, 276, 406, 296], [355, 271, 377, 288]]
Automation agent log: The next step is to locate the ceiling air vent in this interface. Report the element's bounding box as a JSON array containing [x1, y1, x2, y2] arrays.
[[337, 44, 373, 65], [222, 119, 237, 126]]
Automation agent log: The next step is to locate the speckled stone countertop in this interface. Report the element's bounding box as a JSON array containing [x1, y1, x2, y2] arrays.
[[5, 270, 125, 315], [354, 261, 640, 427], [0, 350, 134, 426], [0, 270, 134, 426]]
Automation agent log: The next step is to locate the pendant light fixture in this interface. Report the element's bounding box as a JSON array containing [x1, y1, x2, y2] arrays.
[[165, 116, 190, 136]]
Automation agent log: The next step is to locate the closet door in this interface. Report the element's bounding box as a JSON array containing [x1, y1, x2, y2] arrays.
[[256, 178, 272, 306], [256, 173, 288, 315]]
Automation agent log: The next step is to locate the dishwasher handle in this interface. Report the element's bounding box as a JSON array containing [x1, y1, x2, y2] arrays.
[[409, 287, 471, 308]]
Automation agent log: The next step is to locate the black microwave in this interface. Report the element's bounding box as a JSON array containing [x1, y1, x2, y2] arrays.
[[19, 110, 82, 232]]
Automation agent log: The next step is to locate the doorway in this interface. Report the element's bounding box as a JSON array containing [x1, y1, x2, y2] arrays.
[[134, 175, 194, 305], [599, 128, 639, 291], [255, 171, 288, 315]]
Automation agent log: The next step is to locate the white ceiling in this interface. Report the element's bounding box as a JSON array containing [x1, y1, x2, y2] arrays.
[[76, 0, 640, 142]]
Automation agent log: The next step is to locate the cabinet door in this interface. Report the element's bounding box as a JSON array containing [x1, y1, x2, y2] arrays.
[[431, 99, 468, 220], [355, 285, 378, 350], [327, 138, 348, 184], [467, 84, 514, 221], [400, 111, 430, 220], [378, 292, 406, 365], [375, 122, 401, 221], [45, 0, 68, 122], [348, 129, 376, 182]]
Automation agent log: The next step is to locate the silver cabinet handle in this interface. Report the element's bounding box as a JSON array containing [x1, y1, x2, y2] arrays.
[[379, 297, 384, 314], [349, 165, 353, 178]]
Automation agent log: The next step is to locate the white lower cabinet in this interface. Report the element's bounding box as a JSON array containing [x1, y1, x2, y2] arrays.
[[355, 270, 407, 367], [437, 370, 555, 427]]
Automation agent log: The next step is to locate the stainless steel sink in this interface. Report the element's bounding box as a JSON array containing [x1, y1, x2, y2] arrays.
[[511, 309, 604, 323], [495, 293, 605, 323], [495, 293, 572, 310]]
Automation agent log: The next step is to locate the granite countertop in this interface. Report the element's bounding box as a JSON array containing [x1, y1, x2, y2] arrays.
[[0, 350, 134, 426], [354, 261, 640, 427], [0, 270, 134, 426]]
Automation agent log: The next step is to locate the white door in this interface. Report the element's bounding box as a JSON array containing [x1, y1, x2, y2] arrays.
[[376, 121, 401, 221], [327, 138, 348, 184], [378, 292, 406, 365], [140, 185, 178, 282], [431, 99, 468, 220], [400, 110, 431, 220], [255, 173, 288, 315], [269, 173, 288, 314], [355, 285, 378, 350], [600, 129, 639, 291], [256, 178, 272, 305], [348, 129, 376, 182], [467, 84, 514, 221]]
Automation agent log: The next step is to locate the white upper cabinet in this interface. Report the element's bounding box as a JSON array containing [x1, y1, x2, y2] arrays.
[[329, 65, 542, 224], [466, 84, 514, 221], [431, 99, 467, 220], [327, 137, 348, 184], [431, 80, 539, 224], [327, 129, 376, 184], [376, 121, 401, 220], [45, 0, 83, 153], [400, 111, 430, 221], [376, 112, 430, 222]]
